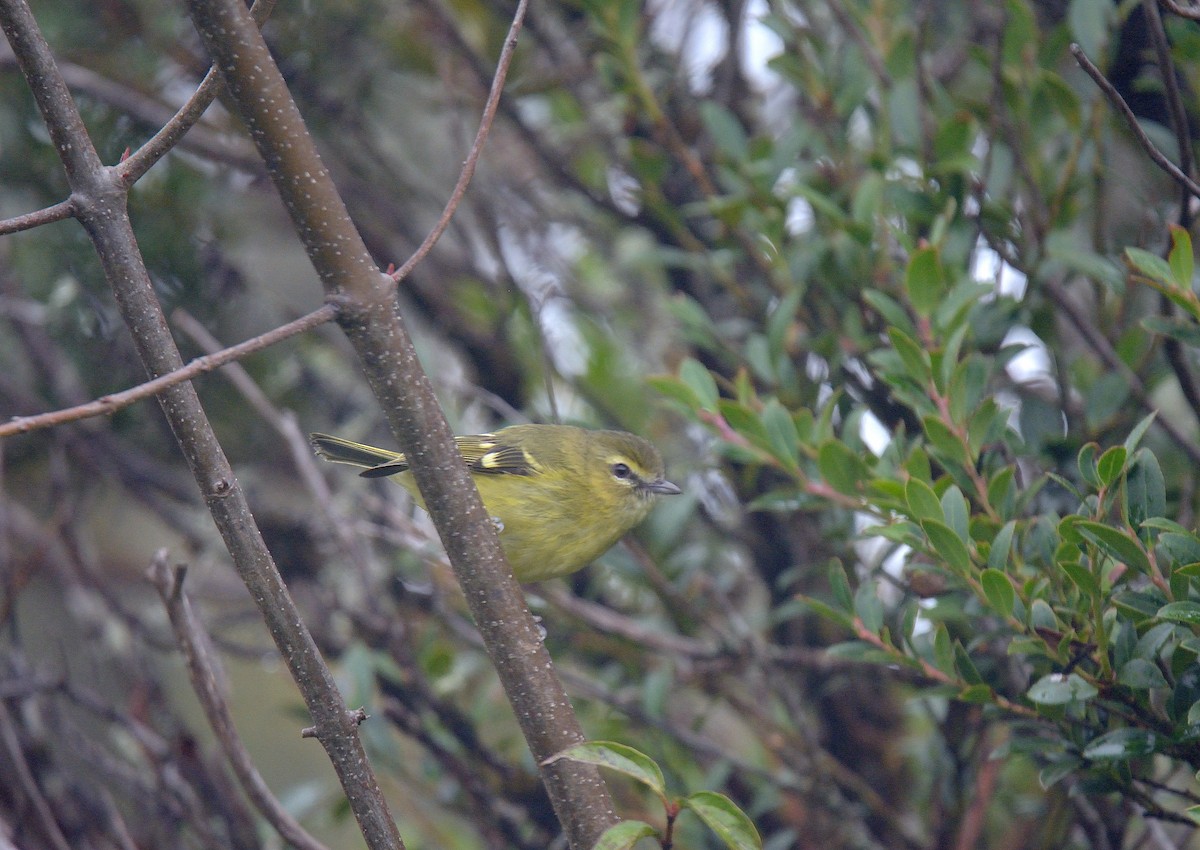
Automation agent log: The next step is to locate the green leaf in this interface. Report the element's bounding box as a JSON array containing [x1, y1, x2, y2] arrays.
[[980, 569, 1015, 617], [1126, 449, 1166, 530], [1126, 247, 1174, 286], [1158, 601, 1200, 625], [761, 399, 800, 470], [699, 101, 749, 160], [1141, 315, 1200, 348], [591, 821, 660, 850], [923, 415, 969, 466], [1170, 225, 1194, 290], [1095, 445, 1126, 488], [1082, 728, 1158, 760], [1039, 756, 1083, 789], [888, 327, 932, 384], [933, 624, 955, 675], [680, 358, 719, 412], [923, 518, 972, 574], [1117, 658, 1168, 690], [682, 791, 763, 850], [648, 375, 702, 411], [1160, 532, 1200, 567], [1060, 561, 1100, 598], [1123, 411, 1158, 455], [958, 683, 993, 703], [818, 440, 870, 496], [828, 561, 854, 612], [987, 521, 1016, 572], [905, 478, 944, 522], [862, 289, 916, 337], [1027, 673, 1098, 705], [543, 741, 665, 799], [940, 486, 969, 543], [854, 581, 883, 633], [1077, 442, 1100, 489], [798, 595, 854, 629], [1074, 521, 1150, 574], [717, 399, 771, 452], [906, 246, 945, 316]]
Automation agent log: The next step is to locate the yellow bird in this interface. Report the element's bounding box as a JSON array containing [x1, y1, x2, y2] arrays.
[[311, 424, 681, 582]]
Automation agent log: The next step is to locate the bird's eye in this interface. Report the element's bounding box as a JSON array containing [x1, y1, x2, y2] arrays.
[[611, 462, 632, 480]]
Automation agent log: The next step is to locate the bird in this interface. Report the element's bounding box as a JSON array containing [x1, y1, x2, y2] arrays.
[[311, 424, 681, 581]]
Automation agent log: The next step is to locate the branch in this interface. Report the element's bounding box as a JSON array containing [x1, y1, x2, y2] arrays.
[[0, 1, 402, 847], [389, 0, 524, 284], [1070, 42, 1200, 198], [0, 305, 335, 438], [1159, 0, 1200, 20], [179, 0, 617, 847], [147, 555, 331, 850]]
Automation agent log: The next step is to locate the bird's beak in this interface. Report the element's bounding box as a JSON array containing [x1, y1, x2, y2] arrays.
[[644, 478, 682, 496]]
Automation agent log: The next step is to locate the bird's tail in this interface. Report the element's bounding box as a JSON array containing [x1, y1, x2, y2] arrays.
[[310, 433, 407, 472]]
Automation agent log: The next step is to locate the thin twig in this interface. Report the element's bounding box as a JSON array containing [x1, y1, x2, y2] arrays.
[[1160, 0, 1200, 21], [389, 0, 528, 284], [119, 0, 277, 183], [0, 699, 73, 850], [147, 554, 331, 850], [0, 304, 335, 438], [0, 198, 74, 236], [1070, 42, 1200, 198], [1043, 276, 1200, 465]]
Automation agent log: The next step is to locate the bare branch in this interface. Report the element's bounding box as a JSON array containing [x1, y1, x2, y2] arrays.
[[0, 1, 402, 847], [0, 304, 336, 438], [1160, 0, 1200, 20], [0, 198, 74, 236], [179, 0, 619, 844], [148, 554, 331, 850], [1070, 42, 1200, 198], [390, 0, 528, 283]]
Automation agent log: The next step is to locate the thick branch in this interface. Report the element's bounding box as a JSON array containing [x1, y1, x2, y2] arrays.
[[0, 1, 402, 848], [179, 0, 617, 846]]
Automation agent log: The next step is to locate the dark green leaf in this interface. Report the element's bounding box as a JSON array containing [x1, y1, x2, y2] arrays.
[[1095, 445, 1126, 488], [1158, 602, 1200, 625], [980, 568, 1015, 617], [941, 486, 969, 543], [854, 581, 884, 633], [987, 521, 1016, 572], [1074, 521, 1150, 574], [818, 440, 870, 496], [1123, 411, 1158, 455], [906, 246, 945, 316], [905, 477, 944, 522], [923, 519, 972, 574], [888, 327, 932, 384], [829, 561, 854, 612], [761, 399, 799, 470], [1126, 449, 1165, 530], [1060, 561, 1100, 598], [1117, 658, 1168, 690], [1076, 442, 1100, 489], [933, 624, 955, 675]]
